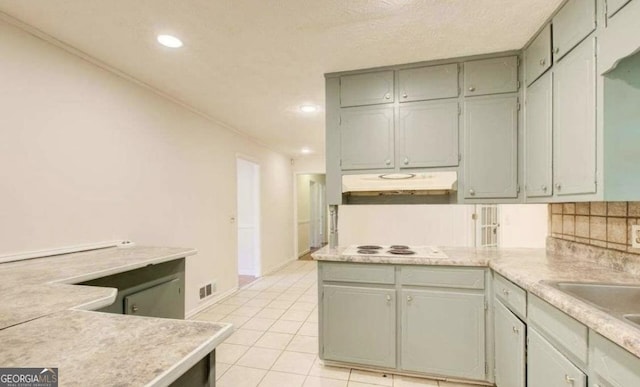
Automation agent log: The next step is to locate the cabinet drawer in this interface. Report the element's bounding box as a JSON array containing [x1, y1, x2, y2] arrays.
[[524, 24, 552, 86], [528, 295, 588, 366], [591, 331, 640, 386], [340, 71, 394, 107], [493, 273, 527, 318], [321, 262, 395, 284], [463, 56, 519, 96], [398, 63, 459, 102], [528, 328, 587, 387], [400, 266, 484, 289], [552, 0, 596, 61]]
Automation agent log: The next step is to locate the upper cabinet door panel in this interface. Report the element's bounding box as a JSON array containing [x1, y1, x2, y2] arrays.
[[525, 72, 554, 198], [340, 105, 395, 170], [553, 37, 597, 196], [464, 56, 519, 97], [399, 100, 459, 168], [553, 0, 596, 61], [398, 64, 459, 102], [464, 95, 519, 199], [525, 24, 552, 86], [340, 71, 394, 107], [608, 0, 632, 18]]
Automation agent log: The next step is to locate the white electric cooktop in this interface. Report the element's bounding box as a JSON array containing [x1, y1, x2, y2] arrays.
[[341, 245, 447, 259]]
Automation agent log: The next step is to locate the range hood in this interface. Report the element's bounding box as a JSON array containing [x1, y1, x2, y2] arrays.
[[342, 171, 457, 196]]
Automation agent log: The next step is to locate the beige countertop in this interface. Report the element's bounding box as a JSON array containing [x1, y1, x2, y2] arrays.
[[0, 245, 232, 386], [312, 243, 640, 358]]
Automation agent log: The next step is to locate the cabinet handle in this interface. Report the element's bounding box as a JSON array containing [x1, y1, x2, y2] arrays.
[[407, 295, 413, 303], [131, 304, 139, 313], [555, 183, 562, 191], [468, 86, 476, 92], [385, 159, 391, 166], [554, 47, 560, 55], [386, 295, 392, 303], [502, 288, 510, 296], [402, 93, 408, 99], [469, 189, 475, 196], [403, 157, 409, 165], [384, 93, 391, 100], [539, 58, 546, 66], [541, 185, 548, 192], [512, 326, 520, 334], [565, 375, 575, 384]]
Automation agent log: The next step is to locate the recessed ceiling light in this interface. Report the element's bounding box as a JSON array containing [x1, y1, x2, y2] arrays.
[[301, 147, 312, 154], [299, 104, 318, 113], [157, 34, 183, 48]]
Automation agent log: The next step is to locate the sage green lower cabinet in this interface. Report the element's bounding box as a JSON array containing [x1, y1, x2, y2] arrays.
[[494, 300, 525, 387], [590, 331, 640, 387], [400, 288, 485, 380], [321, 284, 396, 368], [527, 328, 587, 387]]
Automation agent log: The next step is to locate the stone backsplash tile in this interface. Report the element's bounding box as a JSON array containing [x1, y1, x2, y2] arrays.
[[549, 202, 640, 256]]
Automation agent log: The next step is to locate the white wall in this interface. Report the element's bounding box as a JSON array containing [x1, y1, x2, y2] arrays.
[[339, 204, 548, 248], [293, 155, 325, 174], [499, 204, 548, 248], [339, 205, 476, 246], [0, 19, 294, 314]]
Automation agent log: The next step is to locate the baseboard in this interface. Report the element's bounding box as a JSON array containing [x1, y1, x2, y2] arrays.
[[298, 249, 310, 258], [261, 256, 299, 277], [185, 286, 238, 319]]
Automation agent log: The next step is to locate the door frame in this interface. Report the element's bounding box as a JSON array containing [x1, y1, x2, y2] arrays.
[[293, 170, 327, 258]]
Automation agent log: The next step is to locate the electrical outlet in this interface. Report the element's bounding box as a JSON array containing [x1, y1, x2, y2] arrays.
[[199, 286, 206, 299], [632, 225, 640, 249], [205, 284, 212, 296]]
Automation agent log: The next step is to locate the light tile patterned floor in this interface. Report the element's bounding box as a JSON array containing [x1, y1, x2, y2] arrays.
[[191, 260, 476, 387]]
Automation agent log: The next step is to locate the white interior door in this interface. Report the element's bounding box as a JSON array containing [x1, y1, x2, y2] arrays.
[[236, 158, 261, 276], [310, 181, 319, 248]]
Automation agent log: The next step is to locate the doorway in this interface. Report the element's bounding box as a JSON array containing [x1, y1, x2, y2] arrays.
[[236, 158, 260, 287], [296, 174, 327, 260]]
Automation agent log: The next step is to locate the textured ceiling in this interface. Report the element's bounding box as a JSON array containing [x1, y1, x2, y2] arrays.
[[0, 0, 563, 156]]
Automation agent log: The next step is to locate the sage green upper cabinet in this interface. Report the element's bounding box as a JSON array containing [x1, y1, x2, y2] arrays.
[[553, 37, 597, 196], [400, 288, 485, 380], [322, 284, 396, 368], [464, 56, 519, 97], [527, 328, 587, 387], [552, 0, 596, 62], [398, 64, 459, 102], [607, 0, 632, 18], [340, 71, 394, 107], [398, 100, 459, 168], [340, 105, 395, 170], [494, 301, 526, 387], [464, 94, 519, 199], [524, 24, 552, 86], [525, 72, 553, 198]]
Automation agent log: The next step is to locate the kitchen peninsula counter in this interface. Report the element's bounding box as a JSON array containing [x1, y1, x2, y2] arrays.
[[313, 243, 640, 359], [0, 245, 232, 386]]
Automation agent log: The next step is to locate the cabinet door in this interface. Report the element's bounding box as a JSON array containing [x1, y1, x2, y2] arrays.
[[607, 0, 632, 18], [124, 278, 183, 318], [525, 71, 553, 198], [525, 24, 552, 86], [552, 0, 596, 61], [591, 332, 640, 387], [401, 288, 485, 380], [398, 100, 459, 168], [464, 56, 519, 97], [340, 71, 394, 107], [398, 63, 459, 102], [553, 37, 596, 196], [527, 328, 587, 387], [494, 300, 525, 387], [322, 285, 396, 368], [340, 105, 394, 170], [464, 94, 519, 199]]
